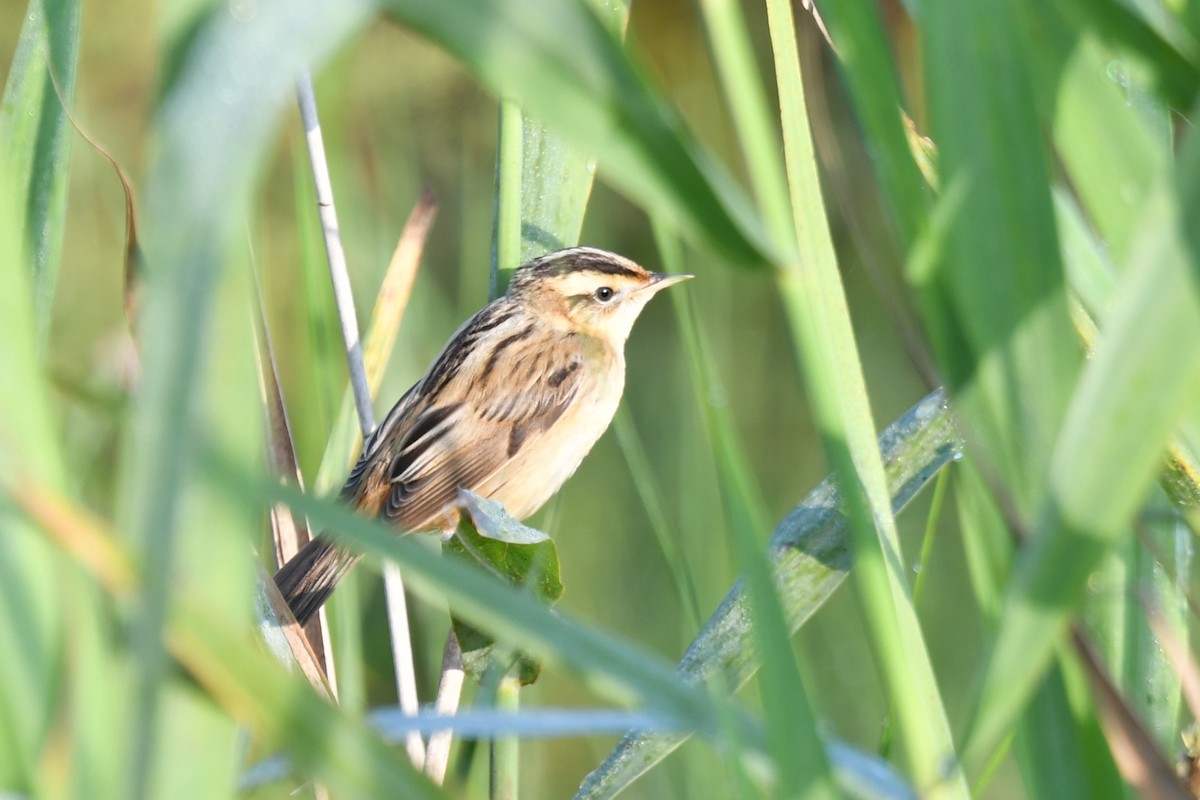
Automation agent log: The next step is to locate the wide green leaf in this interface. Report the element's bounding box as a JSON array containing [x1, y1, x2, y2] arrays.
[[0, 0, 81, 345], [378, 0, 779, 266]]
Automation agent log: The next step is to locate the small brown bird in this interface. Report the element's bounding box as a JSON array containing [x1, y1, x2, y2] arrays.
[[275, 247, 692, 624]]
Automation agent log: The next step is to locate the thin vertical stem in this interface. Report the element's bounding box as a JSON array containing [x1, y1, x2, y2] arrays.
[[295, 73, 374, 436], [489, 675, 521, 800], [295, 70, 422, 768], [385, 560, 427, 765], [492, 97, 524, 297], [425, 631, 465, 785]]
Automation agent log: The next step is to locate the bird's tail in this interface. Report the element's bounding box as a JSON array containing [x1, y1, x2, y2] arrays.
[[274, 537, 361, 626]]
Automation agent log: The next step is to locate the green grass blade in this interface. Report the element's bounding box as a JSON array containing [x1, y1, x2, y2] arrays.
[[1126, 492, 1187, 752], [696, 0, 793, 247], [766, 1, 966, 793], [1047, 31, 1166, 263], [1010, 663, 1104, 800], [119, 1, 375, 794], [516, 116, 597, 261], [920, 0, 1079, 517], [291, 134, 341, 472], [1055, 0, 1200, 111], [141, 247, 262, 798], [378, 0, 780, 266], [492, 96, 524, 292], [0, 0, 81, 347], [576, 390, 960, 799], [0, 158, 68, 793], [956, 450, 1122, 799], [963, 135, 1200, 770]]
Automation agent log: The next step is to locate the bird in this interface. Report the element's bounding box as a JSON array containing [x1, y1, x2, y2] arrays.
[[274, 246, 692, 625]]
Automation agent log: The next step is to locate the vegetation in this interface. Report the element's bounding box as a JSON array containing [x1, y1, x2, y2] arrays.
[[2, 0, 1199, 798]]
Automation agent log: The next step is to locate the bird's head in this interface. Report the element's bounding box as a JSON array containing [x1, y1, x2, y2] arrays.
[[508, 247, 692, 342]]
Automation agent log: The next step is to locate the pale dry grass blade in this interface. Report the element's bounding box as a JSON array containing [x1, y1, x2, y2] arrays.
[[363, 188, 437, 395], [252, 263, 339, 696], [257, 566, 336, 701], [372, 191, 438, 767], [253, 277, 312, 567]]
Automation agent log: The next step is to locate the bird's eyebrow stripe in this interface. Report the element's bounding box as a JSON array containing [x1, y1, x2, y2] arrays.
[[573, 262, 640, 278], [538, 253, 641, 279]]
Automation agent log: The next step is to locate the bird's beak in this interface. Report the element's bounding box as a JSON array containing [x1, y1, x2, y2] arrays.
[[645, 272, 695, 292]]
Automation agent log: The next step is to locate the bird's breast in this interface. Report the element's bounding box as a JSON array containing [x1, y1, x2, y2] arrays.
[[480, 349, 625, 520]]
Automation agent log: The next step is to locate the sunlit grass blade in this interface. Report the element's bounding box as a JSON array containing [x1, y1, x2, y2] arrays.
[[0, 0, 80, 346], [1045, 30, 1166, 263], [0, 157, 68, 790], [577, 390, 961, 799], [696, 0, 793, 246], [765, 1, 966, 794], [379, 0, 780, 266], [1055, 0, 1200, 111]]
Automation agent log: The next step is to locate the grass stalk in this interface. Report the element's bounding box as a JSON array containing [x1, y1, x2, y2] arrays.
[[763, 1, 966, 794], [294, 69, 423, 766], [425, 632, 466, 784], [493, 97, 524, 294], [489, 676, 521, 800]]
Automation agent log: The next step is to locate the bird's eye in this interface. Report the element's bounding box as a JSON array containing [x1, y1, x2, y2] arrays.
[[594, 286, 615, 303]]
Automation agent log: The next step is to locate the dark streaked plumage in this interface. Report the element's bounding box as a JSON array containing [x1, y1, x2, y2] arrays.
[[275, 247, 691, 625]]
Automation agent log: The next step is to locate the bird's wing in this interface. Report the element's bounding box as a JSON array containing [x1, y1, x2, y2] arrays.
[[339, 382, 420, 502], [379, 344, 587, 529]]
